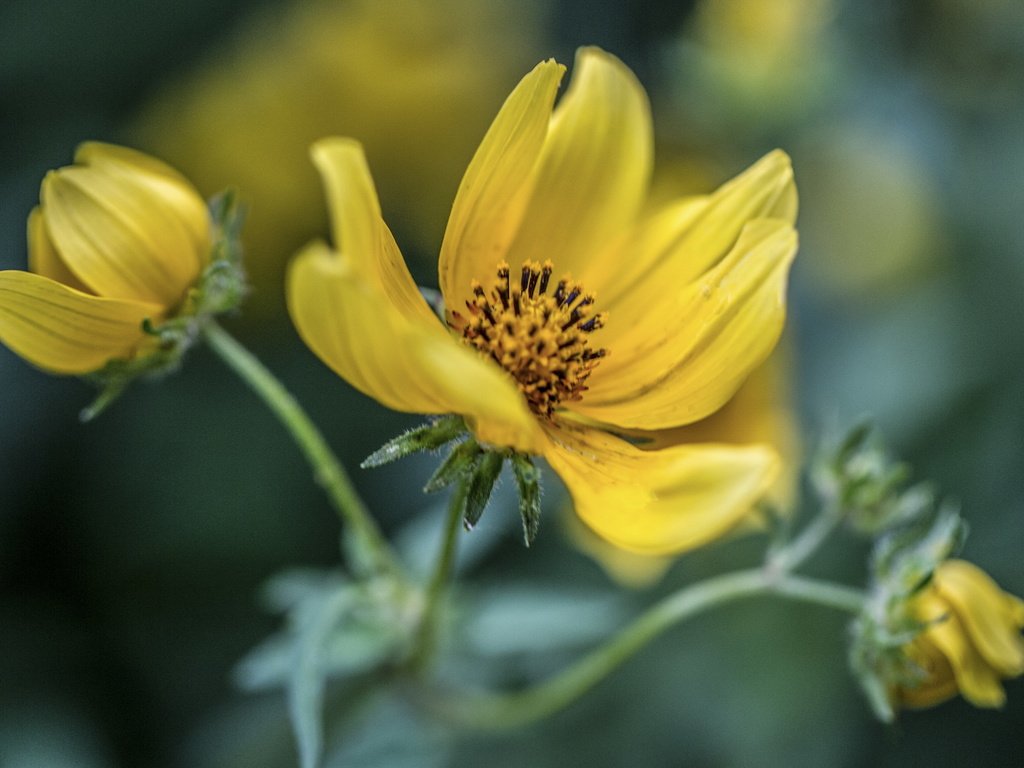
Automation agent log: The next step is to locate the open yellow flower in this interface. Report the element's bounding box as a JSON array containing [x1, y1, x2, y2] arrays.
[[899, 560, 1024, 709], [0, 143, 210, 374], [288, 48, 798, 555]]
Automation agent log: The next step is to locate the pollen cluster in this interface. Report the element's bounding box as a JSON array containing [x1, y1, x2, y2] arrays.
[[451, 260, 607, 417]]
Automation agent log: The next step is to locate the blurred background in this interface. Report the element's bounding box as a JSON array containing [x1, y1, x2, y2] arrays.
[[1, 0, 1023, 765]]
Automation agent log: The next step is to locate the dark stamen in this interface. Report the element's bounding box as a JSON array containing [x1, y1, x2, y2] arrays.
[[553, 280, 567, 304], [539, 263, 553, 295], [527, 268, 540, 298]]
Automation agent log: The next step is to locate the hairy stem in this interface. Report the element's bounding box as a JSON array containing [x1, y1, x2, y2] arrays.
[[408, 482, 466, 671]]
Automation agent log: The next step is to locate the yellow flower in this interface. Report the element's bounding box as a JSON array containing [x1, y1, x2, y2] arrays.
[[0, 143, 210, 374], [899, 560, 1024, 709], [288, 48, 798, 555]]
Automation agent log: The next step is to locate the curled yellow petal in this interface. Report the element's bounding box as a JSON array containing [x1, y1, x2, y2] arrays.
[[309, 138, 439, 329], [625, 351, 801, 510], [41, 164, 202, 307], [506, 47, 653, 279], [74, 141, 211, 259], [916, 591, 1008, 708], [577, 218, 797, 429], [542, 422, 778, 555], [27, 207, 92, 293], [899, 634, 960, 709], [287, 242, 543, 454], [934, 561, 1024, 676], [0, 270, 162, 374], [599, 150, 797, 309], [438, 59, 564, 314]]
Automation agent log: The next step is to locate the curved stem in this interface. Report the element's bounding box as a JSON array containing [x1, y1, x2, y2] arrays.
[[769, 573, 866, 613], [202, 321, 399, 577], [409, 483, 466, 671], [427, 570, 865, 729], [767, 502, 843, 575]]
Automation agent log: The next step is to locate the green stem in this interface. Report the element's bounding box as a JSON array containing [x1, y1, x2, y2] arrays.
[[767, 502, 843, 574], [202, 321, 399, 577], [409, 482, 466, 671], [427, 569, 865, 729]]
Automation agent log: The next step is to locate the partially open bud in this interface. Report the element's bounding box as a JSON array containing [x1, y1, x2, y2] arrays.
[[897, 560, 1024, 709], [851, 513, 1024, 720], [0, 142, 245, 416]]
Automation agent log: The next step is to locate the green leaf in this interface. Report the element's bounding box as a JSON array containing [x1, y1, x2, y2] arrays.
[[424, 438, 482, 493], [234, 568, 418, 768], [361, 416, 466, 468], [463, 451, 505, 530], [289, 589, 354, 768], [511, 453, 542, 546], [461, 584, 628, 655]]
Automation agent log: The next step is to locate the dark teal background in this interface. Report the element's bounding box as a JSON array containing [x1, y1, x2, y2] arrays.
[[1, 1, 1022, 765]]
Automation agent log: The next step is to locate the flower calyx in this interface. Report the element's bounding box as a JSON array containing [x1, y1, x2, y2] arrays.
[[848, 506, 969, 722], [363, 415, 543, 546], [812, 422, 936, 535]]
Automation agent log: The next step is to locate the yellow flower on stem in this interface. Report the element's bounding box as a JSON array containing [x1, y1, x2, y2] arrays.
[[288, 48, 798, 555], [0, 143, 211, 375], [899, 560, 1024, 709]]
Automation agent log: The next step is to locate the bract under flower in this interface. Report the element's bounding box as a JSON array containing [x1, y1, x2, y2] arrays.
[[288, 47, 798, 554]]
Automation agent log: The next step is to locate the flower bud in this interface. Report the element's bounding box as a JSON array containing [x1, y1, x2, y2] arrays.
[[897, 560, 1024, 709], [0, 142, 211, 374], [0, 143, 246, 416], [851, 556, 1024, 720]]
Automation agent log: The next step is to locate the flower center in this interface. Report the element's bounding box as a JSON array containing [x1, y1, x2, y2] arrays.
[[450, 260, 607, 417]]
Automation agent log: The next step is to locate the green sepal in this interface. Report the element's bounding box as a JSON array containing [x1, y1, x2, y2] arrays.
[[361, 416, 467, 468], [811, 422, 942, 535], [464, 451, 505, 530], [511, 453, 542, 546], [873, 505, 967, 593], [424, 438, 483, 493]]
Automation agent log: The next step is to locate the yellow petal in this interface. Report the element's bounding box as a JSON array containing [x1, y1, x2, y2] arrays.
[[576, 218, 797, 429], [41, 164, 202, 307], [438, 59, 565, 313], [0, 270, 162, 374], [625, 351, 801, 509], [505, 48, 653, 280], [74, 142, 211, 259], [542, 422, 778, 555], [933, 561, 1024, 676], [309, 138, 439, 329], [599, 150, 797, 310], [27, 207, 92, 293], [917, 592, 1008, 708], [899, 635, 960, 709], [287, 242, 543, 454]]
